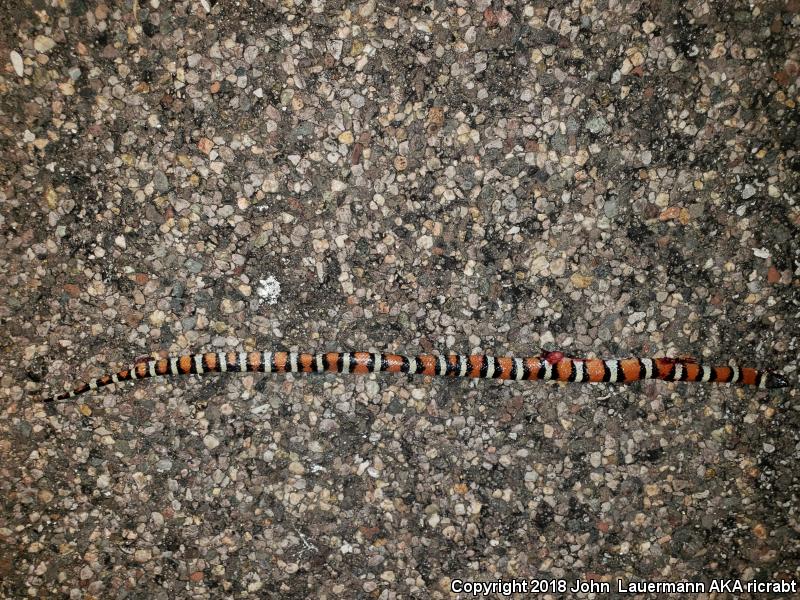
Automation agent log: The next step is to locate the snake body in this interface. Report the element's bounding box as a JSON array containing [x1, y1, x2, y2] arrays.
[[41, 350, 788, 402]]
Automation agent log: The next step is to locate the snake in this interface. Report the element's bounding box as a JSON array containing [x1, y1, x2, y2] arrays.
[[38, 350, 788, 402]]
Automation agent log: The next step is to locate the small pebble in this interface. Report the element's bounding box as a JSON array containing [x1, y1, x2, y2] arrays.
[[34, 36, 56, 53], [10, 51, 23, 77]]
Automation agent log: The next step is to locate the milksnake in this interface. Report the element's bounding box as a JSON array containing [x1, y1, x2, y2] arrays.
[[39, 350, 788, 402]]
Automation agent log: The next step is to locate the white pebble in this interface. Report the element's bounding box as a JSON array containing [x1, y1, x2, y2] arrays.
[[257, 276, 281, 305], [10, 51, 23, 77], [34, 36, 56, 53], [628, 311, 646, 324], [416, 235, 434, 250]]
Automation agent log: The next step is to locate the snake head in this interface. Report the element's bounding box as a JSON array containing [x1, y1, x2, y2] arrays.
[[765, 372, 789, 389]]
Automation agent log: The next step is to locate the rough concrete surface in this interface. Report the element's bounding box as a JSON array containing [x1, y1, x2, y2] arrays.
[[1, 0, 798, 598]]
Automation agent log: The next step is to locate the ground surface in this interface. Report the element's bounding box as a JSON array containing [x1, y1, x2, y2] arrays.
[[1, 0, 798, 598]]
